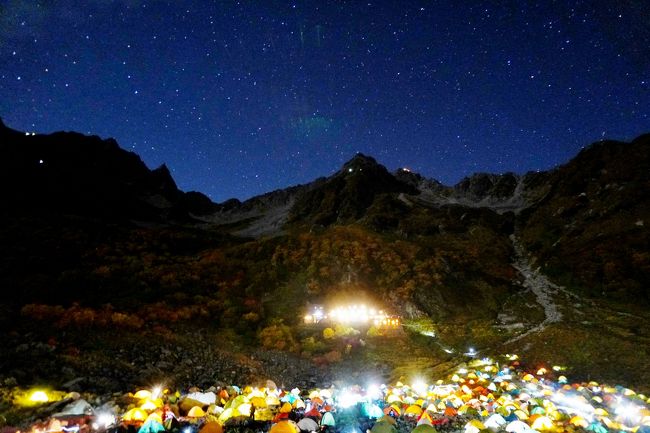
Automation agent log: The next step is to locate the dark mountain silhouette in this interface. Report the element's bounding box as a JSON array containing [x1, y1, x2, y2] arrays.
[[2, 118, 650, 293], [0, 118, 216, 222], [1, 118, 648, 302]]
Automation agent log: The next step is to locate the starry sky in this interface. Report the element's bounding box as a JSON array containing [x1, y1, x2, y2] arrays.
[[1, 1, 648, 202]]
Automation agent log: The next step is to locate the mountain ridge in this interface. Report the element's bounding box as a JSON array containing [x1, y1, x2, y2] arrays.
[[0, 118, 217, 223], [1, 117, 649, 395], [2, 117, 647, 304], [3, 117, 641, 225]]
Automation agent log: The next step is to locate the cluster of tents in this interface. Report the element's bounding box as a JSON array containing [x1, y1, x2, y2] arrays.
[[19, 355, 650, 433]]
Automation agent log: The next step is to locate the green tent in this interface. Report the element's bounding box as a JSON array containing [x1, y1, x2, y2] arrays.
[[370, 421, 397, 433], [411, 424, 437, 433], [321, 412, 336, 427]]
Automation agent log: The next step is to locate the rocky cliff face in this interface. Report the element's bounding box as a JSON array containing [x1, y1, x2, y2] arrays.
[[287, 153, 418, 227]]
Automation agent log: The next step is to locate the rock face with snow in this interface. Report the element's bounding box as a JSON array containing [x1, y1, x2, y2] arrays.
[[203, 155, 544, 235]]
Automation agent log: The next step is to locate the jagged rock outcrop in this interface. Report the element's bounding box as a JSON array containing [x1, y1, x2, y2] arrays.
[[454, 172, 519, 200]]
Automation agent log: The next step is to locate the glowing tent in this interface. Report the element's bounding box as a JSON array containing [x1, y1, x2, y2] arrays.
[[123, 408, 148, 424]]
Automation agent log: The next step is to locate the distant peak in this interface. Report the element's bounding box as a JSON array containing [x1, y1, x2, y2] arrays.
[[350, 152, 377, 163], [341, 153, 381, 171], [153, 163, 171, 174]]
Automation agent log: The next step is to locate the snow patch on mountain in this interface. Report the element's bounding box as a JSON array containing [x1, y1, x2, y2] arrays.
[[233, 200, 294, 238], [504, 234, 563, 344]]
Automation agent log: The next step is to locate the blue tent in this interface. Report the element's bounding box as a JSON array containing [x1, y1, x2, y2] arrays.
[[138, 419, 165, 433]]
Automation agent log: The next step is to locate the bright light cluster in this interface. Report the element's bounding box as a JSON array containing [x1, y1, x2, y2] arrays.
[[29, 391, 49, 403], [304, 304, 400, 327], [330, 305, 381, 323]]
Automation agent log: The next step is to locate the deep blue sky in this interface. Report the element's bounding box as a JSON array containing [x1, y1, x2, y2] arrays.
[[1, 1, 648, 202]]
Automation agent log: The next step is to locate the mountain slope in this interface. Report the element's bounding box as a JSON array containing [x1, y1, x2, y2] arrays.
[[0, 118, 649, 394], [519, 134, 650, 302]]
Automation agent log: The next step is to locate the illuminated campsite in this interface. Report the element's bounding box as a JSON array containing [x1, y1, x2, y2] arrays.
[[11, 355, 650, 433]]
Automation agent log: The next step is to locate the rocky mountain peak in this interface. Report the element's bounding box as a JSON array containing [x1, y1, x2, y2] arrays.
[[454, 172, 520, 200], [341, 152, 380, 171]]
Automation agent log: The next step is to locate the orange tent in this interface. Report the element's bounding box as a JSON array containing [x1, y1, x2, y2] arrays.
[[444, 407, 457, 417], [199, 422, 223, 433], [270, 421, 299, 433]]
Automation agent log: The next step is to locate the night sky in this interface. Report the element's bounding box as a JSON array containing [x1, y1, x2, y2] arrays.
[[1, 1, 648, 202]]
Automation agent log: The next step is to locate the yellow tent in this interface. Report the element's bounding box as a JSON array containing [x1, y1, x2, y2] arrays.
[[570, 416, 589, 428], [405, 405, 423, 417], [123, 408, 148, 423], [134, 390, 153, 400], [254, 408, 275, 422], [140, 400, 159, 412], [387, 394, 402, 404], [514, 410, 528, 420], [218, 408, 234, 424], [424, 403, 437, 413], [404, 396, 416, 405], [249, 389, 265, 398], [464, 419, 485, 433], [188, 406, 206, 418], [530, 416, 554, 431], [207, 404, 223, 415], [251, 396, 267, 408], [235, 403, 252, 417], [231, 395, 250, 407]]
